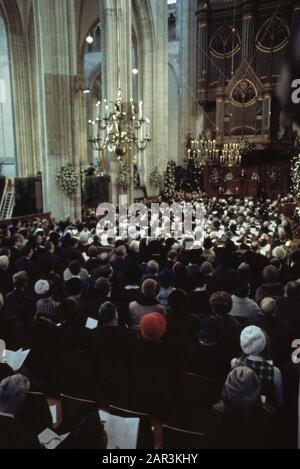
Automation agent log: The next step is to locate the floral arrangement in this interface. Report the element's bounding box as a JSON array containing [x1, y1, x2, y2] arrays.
[[277, 126, 286, 141], [267, 165, 281, 187], [163, 159, 176, 199], [224, 172, 234, 182], [118, 163, 132, 190], [291, 154, 300, 198], [239, 138, 254, 156], [56, 164, 79, 196], [150, 167, 163, 188], [210, 168, 220, 188], [251, 172, 260, 182]]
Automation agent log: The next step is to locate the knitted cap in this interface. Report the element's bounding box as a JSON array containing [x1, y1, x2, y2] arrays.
[[240, 326, 266, 355], [34, 280, 50, 296], [140, 313, 167, 341]]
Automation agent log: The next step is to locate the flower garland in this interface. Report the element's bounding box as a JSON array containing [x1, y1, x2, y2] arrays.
[[210, 168, 220, 188], [224, 172, 233, 182], [163, 159, 176, 199], [239, 138, 254, 156], [150, 167, 162, 188], [56, 164, 79, 196], [118, 163, 132, 190], [291, 154, 300, 197], [251, 172, 260, 182], [267, 165, 281, 187]]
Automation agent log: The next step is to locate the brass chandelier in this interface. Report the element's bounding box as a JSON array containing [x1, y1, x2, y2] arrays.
[[88, 90, 151, 157], [87, 8, 151, 158], [188, 136, 242, 167]]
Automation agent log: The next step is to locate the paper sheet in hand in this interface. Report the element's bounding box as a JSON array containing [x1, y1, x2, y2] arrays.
[[99, 409, 110, 423], [38, 428, 70, 449], [86, 318, 98, 330], [4, 348, 30, 371], [105, 415, 139, 449], [49, 405, 57, 424]]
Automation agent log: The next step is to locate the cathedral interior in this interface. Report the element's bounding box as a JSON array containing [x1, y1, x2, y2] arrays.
[[1, 0, 300, 452], [0, 0, 299, 220]]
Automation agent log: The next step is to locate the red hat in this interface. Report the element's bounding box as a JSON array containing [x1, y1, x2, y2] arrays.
[[140, 313, 167, 341]]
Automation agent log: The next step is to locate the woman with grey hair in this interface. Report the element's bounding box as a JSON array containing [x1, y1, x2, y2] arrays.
[[0, 374, 40, 449]]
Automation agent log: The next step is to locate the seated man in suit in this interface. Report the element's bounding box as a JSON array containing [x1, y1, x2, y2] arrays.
[[0, 374, 40, 449]]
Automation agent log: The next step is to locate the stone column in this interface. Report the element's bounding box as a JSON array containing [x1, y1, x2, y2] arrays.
[[242, 2, 255, 62], [99, 0, 133, 205], [177, 0, 200, 164], [197, 4, 209, 101], [33, 0, 82, 221], [292, 2, 300, 34]]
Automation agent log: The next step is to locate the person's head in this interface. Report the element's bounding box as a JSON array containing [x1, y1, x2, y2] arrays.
[[233, 281, 249, 299], [260, 297, 277, 317], [141, 278, 160, 299], [128, 240, 140, 254], [35, 232, 44, 246], [88, 245, 99, 258], [94, 277, 111, 298], [209, 291, 233, 316], [291, 249, 300, 265], [79, 231, 90, 246], [0, 255, 9, 272], [34, 279, 51, 298], [22, 243, 34, 259], [13, 271, 28, 290], [146, 260, 159, 276], [66, 278, 82, 297], [222, 366, 261, 410], [0, 374, 30, 415], [57, 298, 79, 323], [173, 261, 186, 276], [167, 289, 186, 313], [240, 326, 266, 356], [115, 244, 127, 259], [203, 237, 213, 250], [98, 301, 118, 326], [140, 312, 167, 341], [262, 265, 279, 284], [44, 240, 55, 254], [272, 246, 286, 262], [286, 281, 300, 298], [69, 260, 82, 277], [12, 234, 23, 249], [96, 264, 113, 280], [157, 269, 173, 289], [200, 261, 213, 277], [167, 249, 178, 264], [238, 262, 251, 279]]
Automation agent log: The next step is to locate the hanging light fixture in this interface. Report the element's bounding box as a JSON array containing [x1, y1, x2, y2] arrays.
[[88, 9, 151, 158], [88, 91, 151, 157], [188, 136, 220, 166], [220, 142, 242, 167]]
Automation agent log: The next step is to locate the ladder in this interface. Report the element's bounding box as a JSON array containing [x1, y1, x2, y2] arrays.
[[0, 178, 15, 220]]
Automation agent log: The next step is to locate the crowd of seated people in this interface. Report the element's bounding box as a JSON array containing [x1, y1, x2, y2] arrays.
[[0, 195, 299, 449]]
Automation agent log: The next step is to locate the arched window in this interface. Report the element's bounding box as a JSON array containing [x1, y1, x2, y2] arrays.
[[0, 14, 16, 176]]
